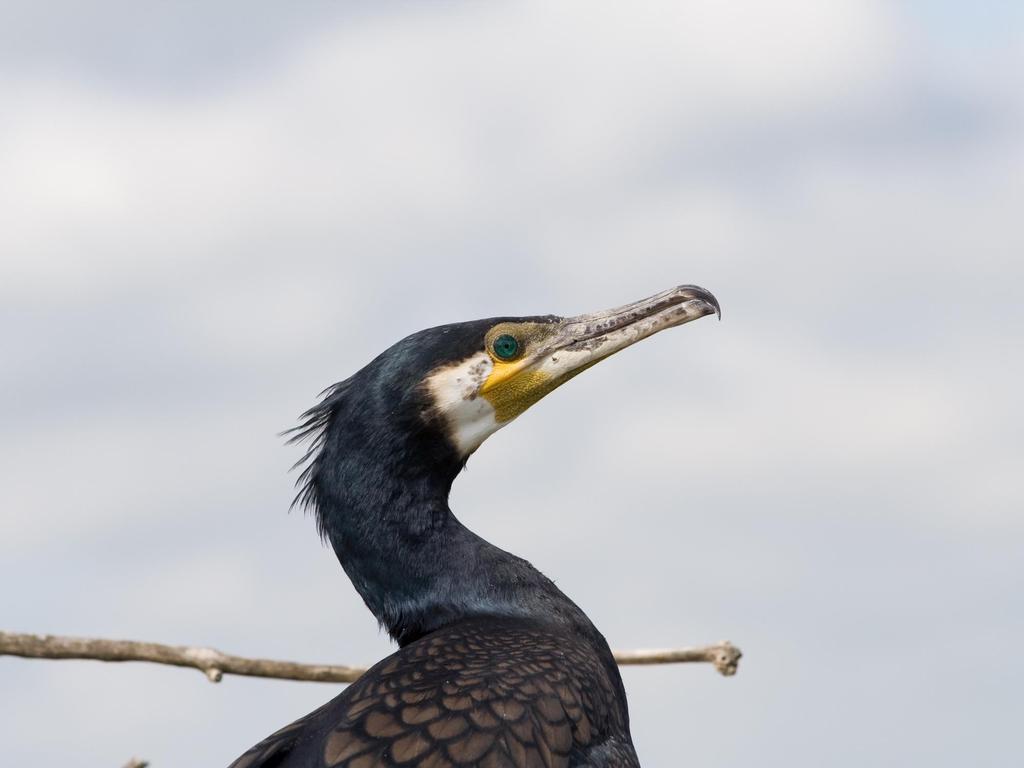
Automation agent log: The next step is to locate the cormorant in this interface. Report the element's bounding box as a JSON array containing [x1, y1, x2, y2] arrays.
[[229, 284, 720, 768]]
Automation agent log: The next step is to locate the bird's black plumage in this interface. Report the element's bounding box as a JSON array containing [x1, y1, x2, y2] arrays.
[[230, 286, 720, 768], [230, 618, 634, 768]]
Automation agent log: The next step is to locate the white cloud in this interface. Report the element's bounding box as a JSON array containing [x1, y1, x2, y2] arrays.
[[0, 1, 899, 297]]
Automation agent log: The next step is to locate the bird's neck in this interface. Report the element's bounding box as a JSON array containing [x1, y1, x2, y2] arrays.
[[313, 433, 592, 646]]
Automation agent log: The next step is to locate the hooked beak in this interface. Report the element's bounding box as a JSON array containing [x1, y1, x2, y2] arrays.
[[480, 285, 720, 422], [559, 283, 720, 359]]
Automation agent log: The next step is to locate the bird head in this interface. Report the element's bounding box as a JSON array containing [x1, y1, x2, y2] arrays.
[[421, 284, 720, 457], [289, 283, 719, 531]]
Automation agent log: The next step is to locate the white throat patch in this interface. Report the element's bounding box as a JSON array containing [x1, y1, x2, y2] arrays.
[[424, 353, 502, 456]]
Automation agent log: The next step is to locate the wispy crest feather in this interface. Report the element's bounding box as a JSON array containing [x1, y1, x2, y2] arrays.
[[283, 378, 353, 538]]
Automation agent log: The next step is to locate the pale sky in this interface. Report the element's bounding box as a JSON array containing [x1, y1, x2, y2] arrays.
[[1, 2, 1022, 766]]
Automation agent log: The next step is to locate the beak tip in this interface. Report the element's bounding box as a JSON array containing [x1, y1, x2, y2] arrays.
[[678, 284, 721, 322]]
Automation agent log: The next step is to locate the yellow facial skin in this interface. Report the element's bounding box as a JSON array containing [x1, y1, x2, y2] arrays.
[[479, 321, 597, 423], [473, 284, 720, 428], [479, 322, 551, 423]]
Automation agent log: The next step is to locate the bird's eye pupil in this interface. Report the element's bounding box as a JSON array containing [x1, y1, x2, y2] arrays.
[[493, 334, 520, 360]]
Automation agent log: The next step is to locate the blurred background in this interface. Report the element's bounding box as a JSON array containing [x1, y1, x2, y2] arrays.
[[1, 1, 1021, 765]]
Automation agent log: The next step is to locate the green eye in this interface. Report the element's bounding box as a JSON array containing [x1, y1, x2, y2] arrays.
[[492, 334, 520, 360]]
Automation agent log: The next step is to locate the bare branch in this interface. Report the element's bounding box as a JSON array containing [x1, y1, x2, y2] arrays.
[[0, 630, 741, 682], [613, 642, 742, 676], [0, 631, 364, 684]]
